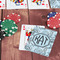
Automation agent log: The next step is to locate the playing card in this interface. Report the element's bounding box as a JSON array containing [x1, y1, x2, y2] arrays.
[[28, 0, 50, 9], [49, 0, 60, 8], [19, 24, 45, 51], [25, 27, 57, 57], [7, 0, 27, 9], [0, 0, 5, 9]]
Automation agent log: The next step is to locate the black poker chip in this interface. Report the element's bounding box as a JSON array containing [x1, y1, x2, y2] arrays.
[[0, 30, 6, 40], [0, 20, 2, 24]]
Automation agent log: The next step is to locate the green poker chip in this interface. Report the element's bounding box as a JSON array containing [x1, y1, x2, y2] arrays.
[[1, 19, 18, 36]]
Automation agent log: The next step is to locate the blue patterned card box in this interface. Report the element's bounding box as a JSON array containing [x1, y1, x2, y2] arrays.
[[49, 0, 60, 8], [25, 27, 57, 57]]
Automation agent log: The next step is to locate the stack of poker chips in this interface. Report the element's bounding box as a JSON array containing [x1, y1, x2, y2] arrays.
[[0, 13, 21, 40], [47, 12, 60, 29]]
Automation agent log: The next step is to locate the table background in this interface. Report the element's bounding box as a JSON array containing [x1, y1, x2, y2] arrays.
[[0, 0, 60, 60]]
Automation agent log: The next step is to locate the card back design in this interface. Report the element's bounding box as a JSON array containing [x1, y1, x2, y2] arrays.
[[49, 0, 60, 8], [25, 27, 57, 57]]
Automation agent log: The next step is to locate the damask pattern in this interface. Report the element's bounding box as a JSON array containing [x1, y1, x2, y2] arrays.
[[49, 0, 60, 8], [25, 27, 57, 57]]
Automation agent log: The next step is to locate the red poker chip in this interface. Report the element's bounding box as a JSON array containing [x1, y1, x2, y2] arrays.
[[3, 13, 21, 24], [3, 16, 7, 21], [47, 13, 60, 29]]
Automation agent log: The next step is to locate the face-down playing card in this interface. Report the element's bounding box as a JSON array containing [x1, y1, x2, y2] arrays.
[[25, 27, 57, 57], [28, 0, 50, 9], [7, 0, 27, 9], [0, 0, 5, 9], [49, 0, 60, 8], [19, 24, 45, 51]]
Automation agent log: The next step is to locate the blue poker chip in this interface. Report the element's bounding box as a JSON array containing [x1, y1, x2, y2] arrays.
[[47, 12, 57, 19]]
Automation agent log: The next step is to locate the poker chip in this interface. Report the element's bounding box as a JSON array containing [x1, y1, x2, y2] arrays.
[[3, 13, 21, 24], [0, 30, 6, 40], [47, 13, 60, 29], [0, 20, 2, 30], [0, 20, 2, 25], [47, 12, 57, 19], [0, 20, 2, 26], [1, 19, 18, 36], [3, 16, 7, 21]]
